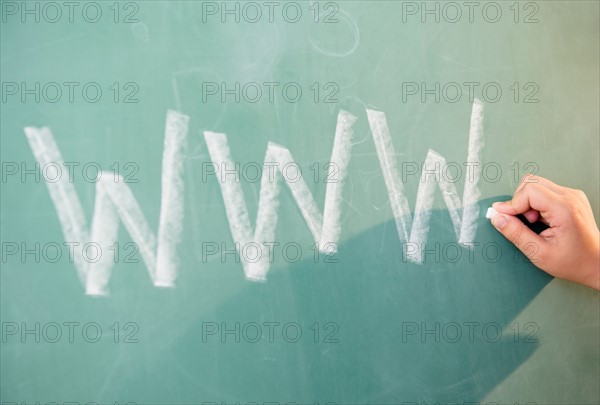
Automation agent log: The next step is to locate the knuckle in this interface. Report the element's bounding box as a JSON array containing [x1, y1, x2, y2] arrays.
[[513, 181, 537, 204], [565, 187, 584, 197], [519, 179, 539, 194], [573, 189, 587, 200], [563, 191, 584, 209], [521, 173, 539, 184]]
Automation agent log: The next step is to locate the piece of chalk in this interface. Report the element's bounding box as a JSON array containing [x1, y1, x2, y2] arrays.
[[485, 207, 498, 219]]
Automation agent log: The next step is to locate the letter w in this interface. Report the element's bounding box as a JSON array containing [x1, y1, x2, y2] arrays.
[[204, 110, 357, 281], [367, 99, 485, 263], [24, 110, 189, 295]]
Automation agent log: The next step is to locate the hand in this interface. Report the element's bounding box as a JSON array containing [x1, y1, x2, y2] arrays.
[[490, 175, 600, 290]]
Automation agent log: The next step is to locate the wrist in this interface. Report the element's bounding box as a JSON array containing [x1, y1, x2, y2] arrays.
[[581, 238, 600, 290]]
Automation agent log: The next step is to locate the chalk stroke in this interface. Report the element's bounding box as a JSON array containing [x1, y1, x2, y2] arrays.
[[26, 100, 485, 292], [23, 127, 90, 285], [155, 111, 189, 287], [204, 110, 357, 281], [367, 99, 485, 263], [24, 110, 189, 295], [459, 98, 484, 245], [367, 108, 413, 244]]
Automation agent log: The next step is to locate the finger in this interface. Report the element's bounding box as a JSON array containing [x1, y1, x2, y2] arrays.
[[523, 175, 564, 195], [493, 182, 560, 216], [491, 213, 548, 261], [495, 175, 565, 214], [492, 204, 545, 225], [512, 182, 561, 214], [523, 209, 539, 223], [492, 200, 515, 213], [514, 173, 540, 193]]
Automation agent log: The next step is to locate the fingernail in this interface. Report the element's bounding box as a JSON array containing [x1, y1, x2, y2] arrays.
[[485, 207, 498, 219], [492, 214, 507, 230]]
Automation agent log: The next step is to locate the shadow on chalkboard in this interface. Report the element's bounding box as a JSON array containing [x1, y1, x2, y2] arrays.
[[174, 196, 552, 404]]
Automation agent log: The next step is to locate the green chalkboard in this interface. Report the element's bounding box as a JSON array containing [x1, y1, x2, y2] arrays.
[[1, 1, 599, 404]]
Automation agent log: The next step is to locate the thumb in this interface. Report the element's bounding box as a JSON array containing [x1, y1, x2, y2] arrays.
[[491, 213, 547, 262]]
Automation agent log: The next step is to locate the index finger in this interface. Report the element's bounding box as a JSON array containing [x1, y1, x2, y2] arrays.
[[493, 182, 560, 216], [517, 174, 564, 195]]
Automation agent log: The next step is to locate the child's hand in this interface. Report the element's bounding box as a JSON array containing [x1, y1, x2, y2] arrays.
[[490, 175, 600, 290]]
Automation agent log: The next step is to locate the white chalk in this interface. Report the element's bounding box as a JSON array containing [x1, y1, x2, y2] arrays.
[[486, 207, 498, 219]]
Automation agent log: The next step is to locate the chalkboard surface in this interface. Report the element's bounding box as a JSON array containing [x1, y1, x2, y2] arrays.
[[1, 1, 599, 404]]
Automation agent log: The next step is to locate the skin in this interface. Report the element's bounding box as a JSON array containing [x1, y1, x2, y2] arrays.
[[490, 175, 600, 291]]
